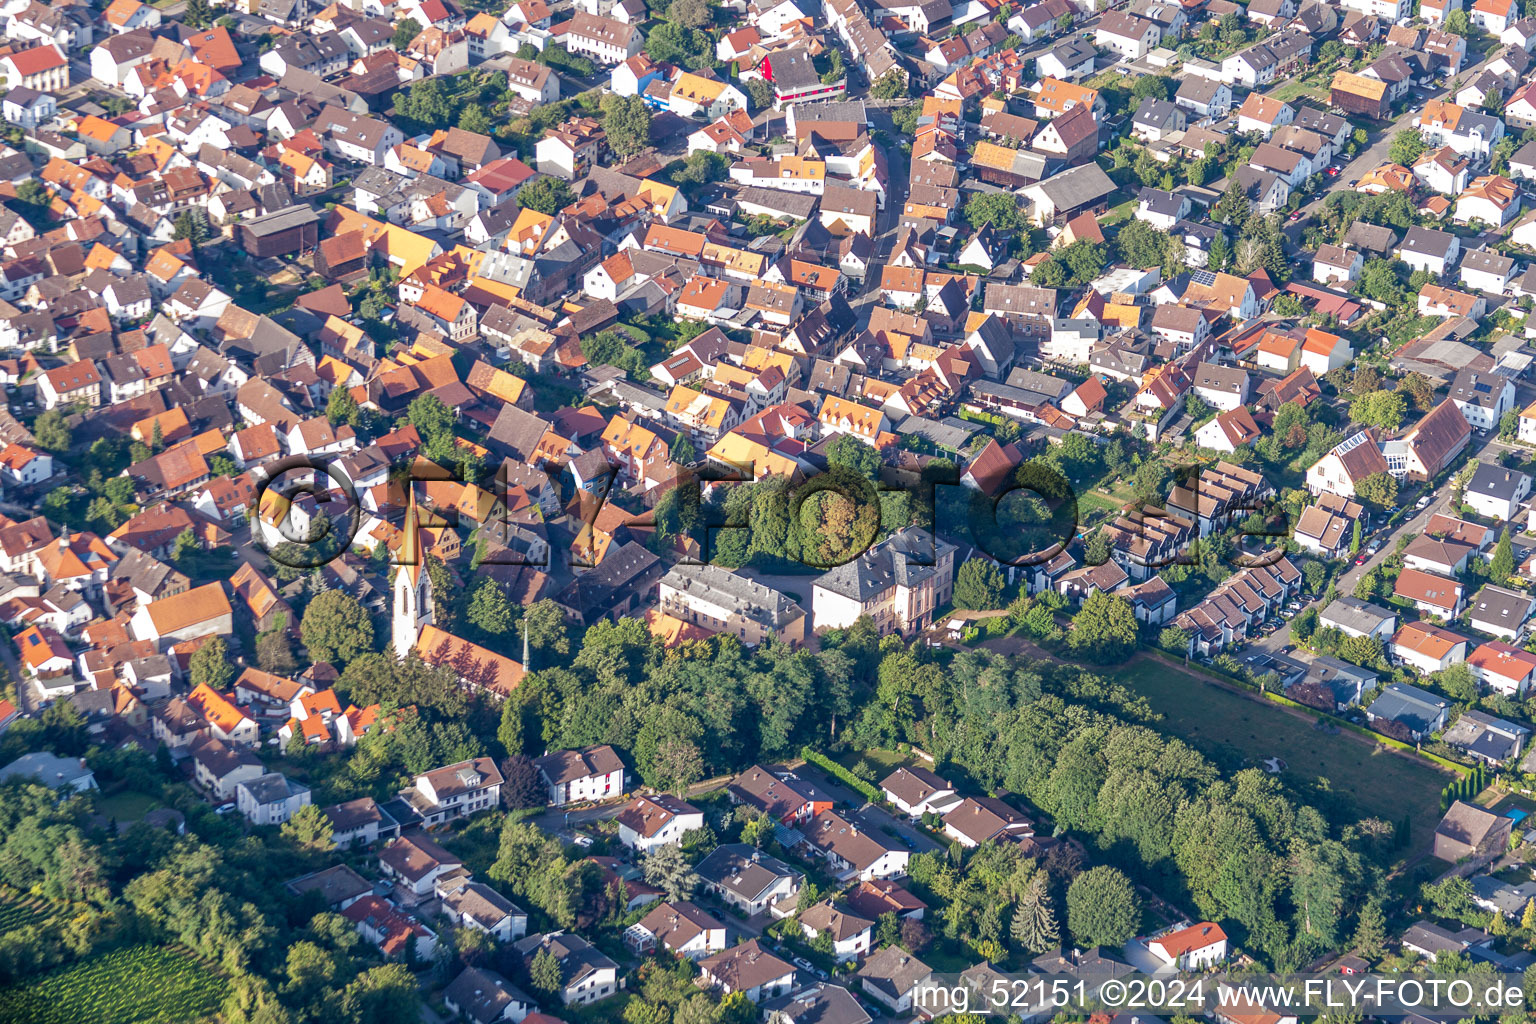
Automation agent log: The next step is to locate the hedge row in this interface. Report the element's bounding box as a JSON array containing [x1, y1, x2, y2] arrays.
[[800, 747, 881, 802]]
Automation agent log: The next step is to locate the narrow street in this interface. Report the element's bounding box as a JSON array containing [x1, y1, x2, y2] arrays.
[[1282, 46, 1504, 244], [1247, 427, 1532, 659]]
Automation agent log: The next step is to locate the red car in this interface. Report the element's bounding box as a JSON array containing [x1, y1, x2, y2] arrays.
[[1354, 555, 1367, 565]]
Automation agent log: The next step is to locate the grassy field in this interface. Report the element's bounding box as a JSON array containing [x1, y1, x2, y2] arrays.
[[1114, 658, 1453, 846], [0, 946, 227, 1024]]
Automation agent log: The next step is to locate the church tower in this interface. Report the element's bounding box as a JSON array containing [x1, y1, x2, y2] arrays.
[[391, 490, 433, 658]]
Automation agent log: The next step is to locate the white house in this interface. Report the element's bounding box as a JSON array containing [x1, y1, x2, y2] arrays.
[[614, 793, 705, 853], [236, 772, 312, 826], [625, 900, 728, 959], [1148, 922, 1229, 970], [534, 745, 625, 806], [879, 766, 960, 817]]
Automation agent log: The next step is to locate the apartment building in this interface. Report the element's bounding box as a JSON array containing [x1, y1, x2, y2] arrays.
[[658, 564, 808, 647]]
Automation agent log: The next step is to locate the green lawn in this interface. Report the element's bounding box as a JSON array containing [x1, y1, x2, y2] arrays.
[[1114, 658, 1453, 847], [1267, 75, 1329, 104], [830, 747, 912, 777], [94, 790, 160, 822], [0, 946, 226, 1024]]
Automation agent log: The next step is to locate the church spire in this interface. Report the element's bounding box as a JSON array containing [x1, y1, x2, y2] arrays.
[[400, 485, 423, 584]]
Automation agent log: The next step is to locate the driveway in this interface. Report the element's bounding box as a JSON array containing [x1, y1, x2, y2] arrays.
[[791, 762, 945, 853]]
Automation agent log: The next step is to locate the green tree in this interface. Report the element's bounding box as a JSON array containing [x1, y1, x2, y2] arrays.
[[745, 77, 774, 109], [963, 191, 1025, 233], [340, 964, 420, 1024], [1444, 7, 1470, 33], [33, 409, 71, 453], [190, 636, 234, 691], [1349, 390, 1405, 431], [871, 70, 908, 99], [1354, 472, 1397, 510], [301, 590, 376, 666], [184, 0, 212, 29], [1066, 866, 1141, 948], [280, 804, 335, 851], [518, 176, 575, 215], [407, 393, 453, 443], [643, 843, 699, 900], [1070, 592, 1139, 664], [954, 560, 1006, 610], [1351, 899, 1386, 957], [173, 210, 209, 248], [668, 0, 712, 27], [604, 95, 652, 158], [327, 386, 360, 428], [392, 20, 421, 50], [529, 948, 563, 995], [1388, 129, 1427, 166], [671, 432, 696, 465], [467, 579, 515, 637], [1114, 218, 1170, 269], [458, 105, 491, 134], [1011, 872, 1060, 953], [1492, 527, 1515, 580]]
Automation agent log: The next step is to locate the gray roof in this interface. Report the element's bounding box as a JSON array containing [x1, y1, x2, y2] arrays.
[[239, 771, 308, 805], [697, 843, 801, 902], [1401, 225, 1458, 258], [0, 751, 93, 789], [895, 415, 976, 452], [660, 563, 805, 631], [1466, 460, 1529, 500], [1368, 682, 1449, 733], [238, 204, 320, 238], [1028, 162, 1117, 211], [1319, 596, 1395, 634], [443, 967, 531, 1024], [1468, 584, 1534, 627], [813, 527, 956, 603], [764, 983, 872, 1024]]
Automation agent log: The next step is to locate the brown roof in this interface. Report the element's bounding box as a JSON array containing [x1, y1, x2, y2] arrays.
[[1405, 399, 1470, 473], [699, 939, 794, 991], [614, 793, 700, 838]]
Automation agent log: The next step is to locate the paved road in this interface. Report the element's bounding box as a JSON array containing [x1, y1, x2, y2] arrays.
[[1246, 426, 1531, 660], [790, 762, 946, 853], [1279, 47, 1503, 245]]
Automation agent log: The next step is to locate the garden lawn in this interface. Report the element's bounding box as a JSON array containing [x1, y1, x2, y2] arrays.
[[830, 747, 912, 777], [1115, 658, 1452, 847], [94, 790, 160, 821], [0, 945, 227, 1024]]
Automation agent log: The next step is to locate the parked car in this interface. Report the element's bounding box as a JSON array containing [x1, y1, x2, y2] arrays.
[[1416, 495, 1431, 510]]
